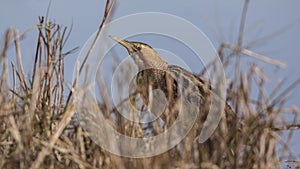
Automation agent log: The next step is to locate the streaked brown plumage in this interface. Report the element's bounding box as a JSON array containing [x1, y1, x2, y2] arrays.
[[110, 36, 234, 127]]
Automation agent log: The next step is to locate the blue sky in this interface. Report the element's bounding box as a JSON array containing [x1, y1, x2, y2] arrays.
[[1, 0, 300, 95], [1, 0, 300, 159]]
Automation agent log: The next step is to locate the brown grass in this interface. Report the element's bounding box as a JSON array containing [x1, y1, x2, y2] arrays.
[[0, 0, 299, 168]]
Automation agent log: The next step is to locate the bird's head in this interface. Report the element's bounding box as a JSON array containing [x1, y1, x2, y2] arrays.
[[110, 35, 168, 71]]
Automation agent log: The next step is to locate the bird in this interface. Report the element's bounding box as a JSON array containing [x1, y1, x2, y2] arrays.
[[110, 35, 234, 129]]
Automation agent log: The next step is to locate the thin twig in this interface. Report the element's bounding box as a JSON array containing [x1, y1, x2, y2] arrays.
[[234, 0, 250, 168], [222, 42, 286, 68], [64, 0, 115, 108]]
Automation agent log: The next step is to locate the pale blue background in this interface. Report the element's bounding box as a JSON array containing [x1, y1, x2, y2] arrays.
[[1, 0, 300, 160]]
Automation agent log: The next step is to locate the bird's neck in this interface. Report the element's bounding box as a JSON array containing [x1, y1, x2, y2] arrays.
[[132, 52, 168, 71]]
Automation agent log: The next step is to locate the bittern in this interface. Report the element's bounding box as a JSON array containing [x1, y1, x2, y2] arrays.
[[110, 36, 234, 127]]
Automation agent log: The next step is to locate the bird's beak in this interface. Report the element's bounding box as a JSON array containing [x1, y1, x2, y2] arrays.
[[110, 35, 134, 53]]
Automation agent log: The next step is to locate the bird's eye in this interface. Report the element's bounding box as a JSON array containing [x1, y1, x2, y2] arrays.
[[134, 44, 142, 50]]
